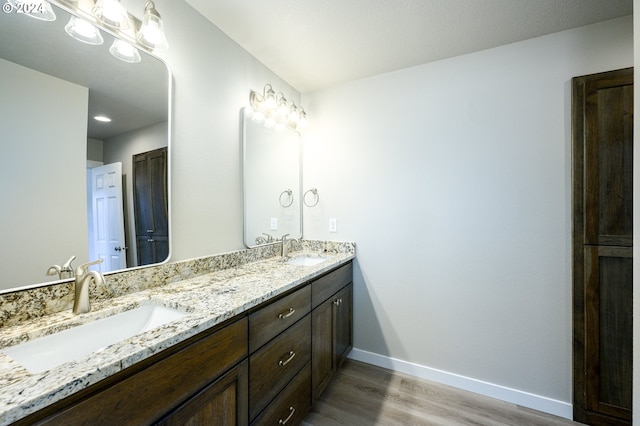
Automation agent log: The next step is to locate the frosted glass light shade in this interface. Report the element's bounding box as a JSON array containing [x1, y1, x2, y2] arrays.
[[109, 39, 141, 63], [7, 0, 56, 21], [136, 1, 169, 50], [92, 0, 129, 29], [65, 16, 104, 45]]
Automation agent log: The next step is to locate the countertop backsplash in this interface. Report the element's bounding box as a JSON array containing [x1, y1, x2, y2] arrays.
[[0, 240, 355, 328]]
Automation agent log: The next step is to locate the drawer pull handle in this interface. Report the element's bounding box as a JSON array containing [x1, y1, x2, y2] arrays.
[[279, 406, 296, 425], [278, 307, 295, 319], [278, 350, 296, 367], [333, 299, 341, 306]]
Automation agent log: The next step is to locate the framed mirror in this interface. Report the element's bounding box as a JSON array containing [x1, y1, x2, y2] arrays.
[[0, 1, 171, 292], [242, 108, 302, 248]]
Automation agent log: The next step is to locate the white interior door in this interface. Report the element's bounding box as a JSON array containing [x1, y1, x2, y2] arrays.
[[90, 163, 126, 272]]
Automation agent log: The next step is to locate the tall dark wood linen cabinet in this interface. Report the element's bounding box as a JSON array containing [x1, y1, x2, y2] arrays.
[[133, 147, 169, 266], [572, 67, 633, 425]]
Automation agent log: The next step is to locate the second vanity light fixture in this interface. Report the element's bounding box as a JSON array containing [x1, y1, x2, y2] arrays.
[[249, 84, 308, 130], [12, 0, 169, 64]]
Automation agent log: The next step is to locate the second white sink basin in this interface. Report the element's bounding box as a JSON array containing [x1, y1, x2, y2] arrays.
[[3, 303, 187, 374], [286, 255, 327, 266]]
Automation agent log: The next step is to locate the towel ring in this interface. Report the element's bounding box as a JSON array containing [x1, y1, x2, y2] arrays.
[[303, 188, 319, 207], [279, 189, 294, 208]]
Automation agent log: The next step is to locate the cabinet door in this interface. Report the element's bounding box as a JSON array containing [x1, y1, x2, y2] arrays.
[[584, 246, 632, 422], [335, 284, 353, 368], [137, 235, 169, 266], [311, 283, 353, 402], [158, 360, 248, 426], [311, 296, 334, 402]]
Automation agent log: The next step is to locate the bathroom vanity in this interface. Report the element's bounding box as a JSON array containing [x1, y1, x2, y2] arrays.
[[0, 241, 354, 425]]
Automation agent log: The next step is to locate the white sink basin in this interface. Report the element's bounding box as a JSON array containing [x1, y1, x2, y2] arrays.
[[3, 303, 187, 373], [286, 255, 327, 266]]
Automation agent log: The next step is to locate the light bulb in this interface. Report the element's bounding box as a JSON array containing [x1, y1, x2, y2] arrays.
[[288, 105, 300, 123], [137, 1, 169, 50], [264, 89, 276, 110], [277, 98, 289, 117], [93, 0, 128, 28]]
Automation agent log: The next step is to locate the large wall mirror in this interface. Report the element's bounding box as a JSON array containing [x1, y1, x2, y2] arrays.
[[242, 108, 302, 248], [0, 2, 171, 292]]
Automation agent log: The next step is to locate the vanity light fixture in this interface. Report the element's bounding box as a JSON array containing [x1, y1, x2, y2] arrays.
[[45, 0, 170, 62], [65, 15, 104, 45], [249, 84, 308, 130], [7, 0, 57, 21]]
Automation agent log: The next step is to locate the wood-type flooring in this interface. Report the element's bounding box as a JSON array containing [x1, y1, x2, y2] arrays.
[[303, 360, 584, 426]]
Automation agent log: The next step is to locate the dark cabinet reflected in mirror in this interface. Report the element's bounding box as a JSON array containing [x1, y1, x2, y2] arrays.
[[134, 147, 169, 266], [0, 2, 170, 291]]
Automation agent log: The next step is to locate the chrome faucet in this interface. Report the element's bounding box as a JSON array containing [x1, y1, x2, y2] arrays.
[[281, 234, 298, 258], [73, 259, 104, 314]]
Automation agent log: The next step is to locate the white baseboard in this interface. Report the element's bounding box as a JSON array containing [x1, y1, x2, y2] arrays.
[[348, 348, 573, 420]]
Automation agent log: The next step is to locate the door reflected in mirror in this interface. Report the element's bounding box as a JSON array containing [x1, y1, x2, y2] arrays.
[[0, 1, 170, 292], [242, 108, 302, 248]]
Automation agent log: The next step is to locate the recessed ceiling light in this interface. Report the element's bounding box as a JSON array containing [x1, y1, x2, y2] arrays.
[[94, 115, 112, 122]]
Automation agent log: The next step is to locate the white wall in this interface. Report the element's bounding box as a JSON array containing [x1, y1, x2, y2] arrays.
[[302, 16, 633, 417], [141, 0, 300, 262], [0, 58, 88, 290]]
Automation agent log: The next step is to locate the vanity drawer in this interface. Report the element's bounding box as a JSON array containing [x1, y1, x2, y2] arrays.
[[251, 362, 311, 426], [312, 262, 353, 309], [249, 284, 311, 352], [249, 314, 311, 421]]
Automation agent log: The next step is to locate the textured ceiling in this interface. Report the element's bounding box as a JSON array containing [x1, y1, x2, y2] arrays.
[[185, 0, 632, 92]]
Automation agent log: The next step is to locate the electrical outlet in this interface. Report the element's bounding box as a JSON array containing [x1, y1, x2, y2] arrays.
[[329, 218, 337, 233], [270, 217, 278, 231]]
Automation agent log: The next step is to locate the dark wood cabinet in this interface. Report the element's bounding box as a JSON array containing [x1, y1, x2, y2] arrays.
[[157, 360, 248, 426], [133, 147, 169, 266], [311, 263, 353, 402], [16, 318, 248, 425], [13, 261, 353, 426], [572, 67, 633, 425]]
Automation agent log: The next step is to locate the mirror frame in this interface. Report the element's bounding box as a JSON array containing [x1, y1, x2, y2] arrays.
[[241, 107, 303, 248], [0, 1, 173, 294]]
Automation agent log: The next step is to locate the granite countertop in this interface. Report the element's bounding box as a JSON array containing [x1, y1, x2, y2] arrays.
[[0, 250, 354, 425]]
